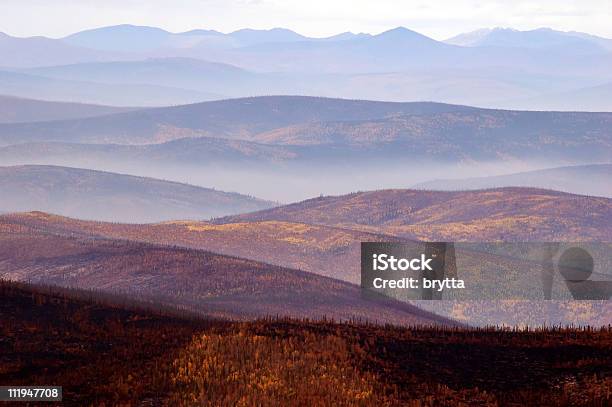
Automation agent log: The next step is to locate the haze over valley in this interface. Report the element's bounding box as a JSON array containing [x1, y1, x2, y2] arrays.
[[0, 96, 610, 201], [0, 165, 274, 222]]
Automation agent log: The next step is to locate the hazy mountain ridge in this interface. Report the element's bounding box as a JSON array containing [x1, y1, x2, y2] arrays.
[[0, 69, 219, 106], [21, 58, 255, 96], [414, 164, 612, 198], [249, 109, 612, 162], [497, 82, 612, 112], [0, 94, 134, 123], [0, 31, 127, 68], [1, 25, 611, 110], [60, 24, 367, 52], [0, 137, 298, 167], [445, 27, 612, 51], [0, 165, 275, 222], [1, 96, 609, 201], [0, 96, 479, 145], [0, 96, 608, 163]]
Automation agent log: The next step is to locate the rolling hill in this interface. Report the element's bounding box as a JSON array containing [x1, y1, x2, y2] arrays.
[[0, 96, 609, 165], [498, 82, 612, 112], [3, 196, 611, 327], [0, 96, 609, 202], [0, 96, 477, 145], [5, 280, 610, 406], [219, 188, 612, 241], [0, 165, 274, 222], [22, 57, 259, 96], [0, 137, 298, 167], [200, 187, 612, 327], [0, 214, 449, 326], [0, 212, 404, 283], [0, 69, 218, 106], [0, 94, 134, 123], [249, 110, 612, 163], [414, 164, 612, 198]]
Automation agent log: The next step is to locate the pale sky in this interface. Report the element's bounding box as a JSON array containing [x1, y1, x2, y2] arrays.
[[1, 0, 611, 40]]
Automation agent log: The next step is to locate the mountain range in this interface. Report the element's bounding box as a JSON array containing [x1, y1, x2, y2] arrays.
[[0, 26, 610, 110], [0, 68, 219, 106], [445, 27, 612, 51], [61, 25, 366, 53]]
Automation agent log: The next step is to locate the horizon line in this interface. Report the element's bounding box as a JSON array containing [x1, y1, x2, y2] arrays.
[[2, 24, 611, 42]]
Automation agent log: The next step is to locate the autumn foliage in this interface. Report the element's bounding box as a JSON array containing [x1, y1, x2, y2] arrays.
[[1, 281, 611, 406]]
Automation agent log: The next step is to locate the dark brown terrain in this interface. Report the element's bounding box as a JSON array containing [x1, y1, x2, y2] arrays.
[[2, 281, 611, 406]]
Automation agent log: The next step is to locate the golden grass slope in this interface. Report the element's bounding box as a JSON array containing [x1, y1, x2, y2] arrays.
[[2, 212, 402, 283], [219, 187, 612, 241]]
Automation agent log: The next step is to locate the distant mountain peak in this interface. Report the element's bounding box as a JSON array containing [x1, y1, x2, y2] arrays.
[[64, 24, 172, 38], [178, 29, 224, 36], [228, 27, 308, 45], [380, 26, 421, 35], [61, 24, 174, 53], [320, 31, 371, 42], [373, 26, 438, 44], [231, 27, 298, 33], [445, 26, 610, 51], [491, 27, 518, 32]]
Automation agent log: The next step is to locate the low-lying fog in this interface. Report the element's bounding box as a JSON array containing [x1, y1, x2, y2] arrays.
[[2, 155, 606, 203]]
